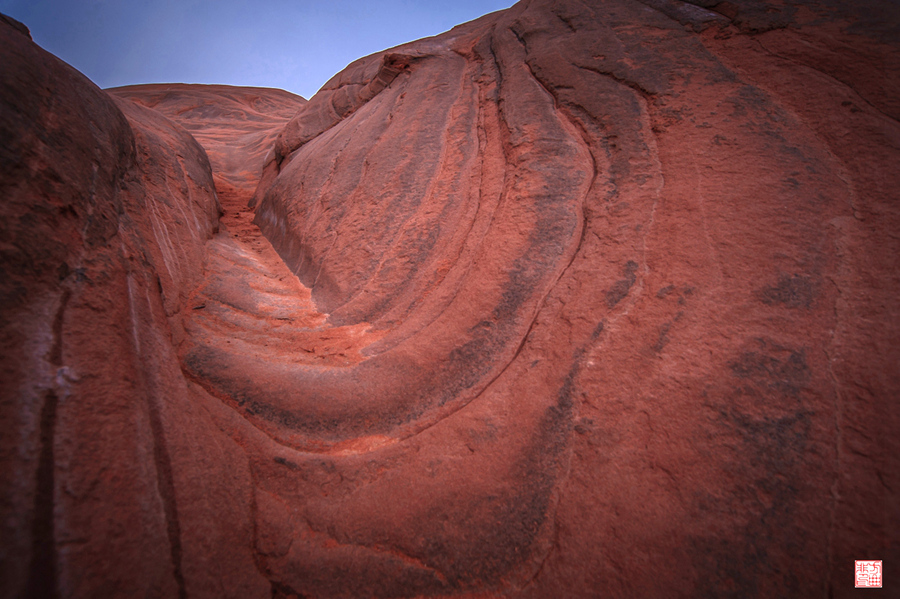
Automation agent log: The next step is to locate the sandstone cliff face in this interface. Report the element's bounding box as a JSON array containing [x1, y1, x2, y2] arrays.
[[0, 17, 268, 599], [1, 1, 898, 598]]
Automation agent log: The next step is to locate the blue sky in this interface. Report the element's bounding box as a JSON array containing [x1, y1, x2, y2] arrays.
[[0, 0, 515, 99]]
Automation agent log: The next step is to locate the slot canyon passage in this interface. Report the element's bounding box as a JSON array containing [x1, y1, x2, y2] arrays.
[[1, 0, 899, 596]]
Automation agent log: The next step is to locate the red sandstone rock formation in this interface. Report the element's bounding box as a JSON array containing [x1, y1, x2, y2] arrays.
[[109, 84, 305, 206], [1, 1, 898, 597]]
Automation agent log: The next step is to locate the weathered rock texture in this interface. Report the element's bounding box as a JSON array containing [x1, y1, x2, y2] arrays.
[[110, 83, 305, 206], [1, 0, 898, 597]]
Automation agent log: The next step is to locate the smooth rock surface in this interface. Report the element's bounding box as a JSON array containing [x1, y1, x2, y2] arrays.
[[1, 0, 898, 597]]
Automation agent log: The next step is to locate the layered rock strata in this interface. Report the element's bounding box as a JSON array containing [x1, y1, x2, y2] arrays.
[[1, 0, 898, 597], [110, 83, 305, 206]]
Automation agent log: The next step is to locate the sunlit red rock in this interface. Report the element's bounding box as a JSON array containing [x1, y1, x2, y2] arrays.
[[1, 1, 899, 597]]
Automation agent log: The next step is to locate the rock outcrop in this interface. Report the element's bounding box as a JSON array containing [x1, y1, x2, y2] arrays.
[[0, 15, 260, 598], [110, 84, 305, 206], [1, 1, 898, 597]]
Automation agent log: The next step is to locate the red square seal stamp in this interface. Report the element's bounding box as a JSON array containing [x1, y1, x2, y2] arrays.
[[855, 560, 883, 588]]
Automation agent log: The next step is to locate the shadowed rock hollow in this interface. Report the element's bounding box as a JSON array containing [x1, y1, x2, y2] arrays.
[[1, 1, 898, 597]]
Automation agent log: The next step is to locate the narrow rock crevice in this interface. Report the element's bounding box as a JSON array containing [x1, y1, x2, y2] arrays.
[[146, 391, 187, 599], [25, 288, 71, 599], [25, 390, 60, 599], [126, 269, 187, 598]]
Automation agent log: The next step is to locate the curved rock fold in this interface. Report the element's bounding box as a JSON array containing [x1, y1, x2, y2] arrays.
[[1, 0, 898, 597]]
